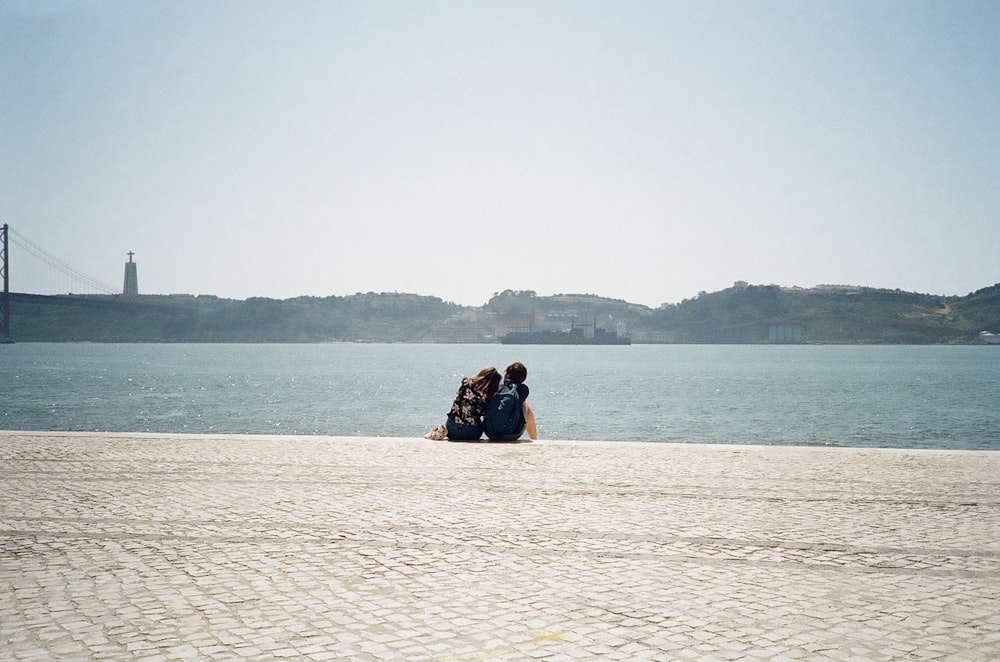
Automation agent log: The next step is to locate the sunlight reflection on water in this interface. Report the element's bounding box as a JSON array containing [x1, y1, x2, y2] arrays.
[[2, 343, 998, 450]]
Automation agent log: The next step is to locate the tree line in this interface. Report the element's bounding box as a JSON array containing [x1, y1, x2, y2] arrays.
[[7, 283, 1000, 344]]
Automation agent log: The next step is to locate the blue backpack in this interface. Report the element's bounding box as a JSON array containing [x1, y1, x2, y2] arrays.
[[483, 381, 524, 440]]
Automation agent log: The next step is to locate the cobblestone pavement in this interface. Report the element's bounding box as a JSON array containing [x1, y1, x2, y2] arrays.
[[1, 432, 998, 661]]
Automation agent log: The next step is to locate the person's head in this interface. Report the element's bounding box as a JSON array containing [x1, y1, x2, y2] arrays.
[[504, 361, 527, 384], [472, 367, 501, 398]]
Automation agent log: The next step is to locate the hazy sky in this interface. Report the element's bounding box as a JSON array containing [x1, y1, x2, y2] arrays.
[[2, 0, 998, 306]]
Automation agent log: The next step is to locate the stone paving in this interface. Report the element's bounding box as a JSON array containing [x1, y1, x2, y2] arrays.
[[1, 431, 998, 661]]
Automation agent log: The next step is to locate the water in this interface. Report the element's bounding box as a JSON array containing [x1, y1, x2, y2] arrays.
[[1, 343, 998, 450]]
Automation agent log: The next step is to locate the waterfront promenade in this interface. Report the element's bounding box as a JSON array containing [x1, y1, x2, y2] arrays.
[[2, 432, 998, 661]]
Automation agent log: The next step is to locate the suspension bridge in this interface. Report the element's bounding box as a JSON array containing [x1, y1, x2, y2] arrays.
[[1, 224, 136, 342]]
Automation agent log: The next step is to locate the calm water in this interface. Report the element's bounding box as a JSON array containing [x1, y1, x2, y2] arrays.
[[1, 343, 998, 450]]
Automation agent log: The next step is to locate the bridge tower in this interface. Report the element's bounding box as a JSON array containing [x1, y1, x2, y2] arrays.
[[123, 251, 138, 296], [1, 223, 10, 342]]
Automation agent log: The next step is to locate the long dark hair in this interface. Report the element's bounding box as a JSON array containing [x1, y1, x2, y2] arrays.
[[470, 367, 501, 401]]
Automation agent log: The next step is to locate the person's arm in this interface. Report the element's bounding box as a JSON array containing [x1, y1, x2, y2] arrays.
[[524, 402, 537, 440]]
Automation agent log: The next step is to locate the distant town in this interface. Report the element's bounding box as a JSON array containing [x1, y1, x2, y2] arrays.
[[1, 240, 997, 344], [6, 277, 1000, 344]]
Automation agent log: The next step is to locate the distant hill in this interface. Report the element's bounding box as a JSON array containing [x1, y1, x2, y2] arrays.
[[8, 292, 460, 343], [6, 283, 1000, 344], [647, 285, 989, 344]]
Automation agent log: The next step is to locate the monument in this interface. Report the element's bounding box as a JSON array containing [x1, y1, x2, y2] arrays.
[[123, 251, 138, 296]]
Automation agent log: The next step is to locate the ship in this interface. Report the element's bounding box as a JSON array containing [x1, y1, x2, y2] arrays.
[[980, 331, 1000, 345], [501, 320, 631, 345]]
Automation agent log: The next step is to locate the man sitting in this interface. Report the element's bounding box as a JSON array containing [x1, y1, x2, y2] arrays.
[[483, 361, 537, 441]]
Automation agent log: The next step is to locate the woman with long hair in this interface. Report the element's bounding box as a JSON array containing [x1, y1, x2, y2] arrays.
[[427, 367, 501, 441]]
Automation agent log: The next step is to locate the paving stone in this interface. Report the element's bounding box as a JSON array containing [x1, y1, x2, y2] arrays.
[[1, 432, 998, 660]]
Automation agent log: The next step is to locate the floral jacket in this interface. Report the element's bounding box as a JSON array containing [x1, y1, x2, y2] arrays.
[[447, 378, 488, 426]]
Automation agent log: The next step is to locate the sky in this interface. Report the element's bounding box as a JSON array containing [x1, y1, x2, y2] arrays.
[[2, 0, 998, 307]]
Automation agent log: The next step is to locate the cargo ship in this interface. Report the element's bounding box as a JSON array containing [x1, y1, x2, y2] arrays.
[[501, 321, 630, 345]]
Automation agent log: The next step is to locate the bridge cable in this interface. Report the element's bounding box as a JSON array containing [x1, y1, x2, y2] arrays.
[[9, 228, 118, 295]]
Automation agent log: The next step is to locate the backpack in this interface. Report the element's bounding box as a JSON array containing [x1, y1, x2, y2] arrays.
[[483, 381, 524, 440]]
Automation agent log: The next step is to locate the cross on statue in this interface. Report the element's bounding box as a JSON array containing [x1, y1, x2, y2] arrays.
[[127, 251, 135, 262]]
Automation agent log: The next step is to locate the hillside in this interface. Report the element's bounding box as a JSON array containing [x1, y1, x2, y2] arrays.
[[8, 292, 460, 343], [5, 283, 999, 344]]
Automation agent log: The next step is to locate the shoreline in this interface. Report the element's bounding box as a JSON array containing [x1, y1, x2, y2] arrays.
[[2, 429, 997, 455]]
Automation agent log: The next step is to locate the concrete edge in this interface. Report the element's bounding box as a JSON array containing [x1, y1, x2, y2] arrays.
[[1, 429, 997, 455]]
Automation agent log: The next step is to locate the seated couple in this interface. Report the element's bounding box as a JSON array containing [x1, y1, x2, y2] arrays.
[[433, 362, 537, 442]]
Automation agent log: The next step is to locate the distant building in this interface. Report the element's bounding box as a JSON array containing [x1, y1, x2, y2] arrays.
[[769, 323, 804, 343], [123, 251, 138, 296], [814, 284, 863, 293]]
